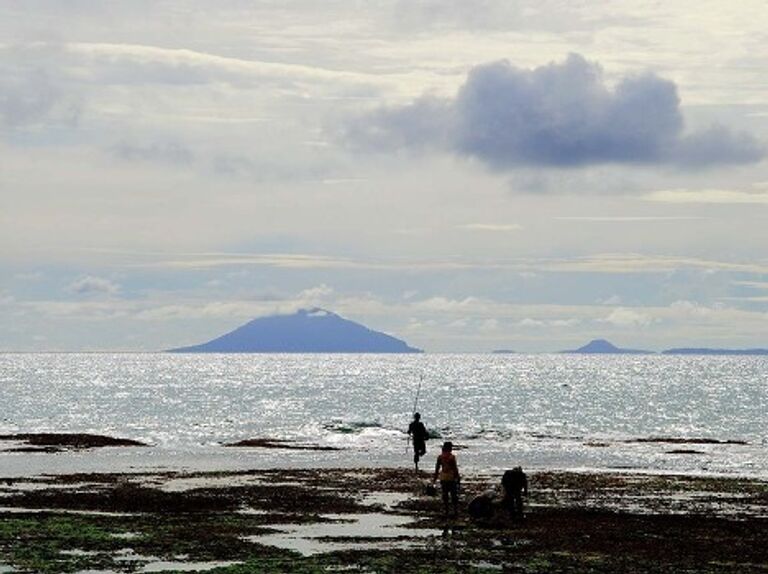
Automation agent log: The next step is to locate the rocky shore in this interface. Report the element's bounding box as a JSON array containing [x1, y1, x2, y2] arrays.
[[0, 463, 766, 573], [0, 433, 148, 454]]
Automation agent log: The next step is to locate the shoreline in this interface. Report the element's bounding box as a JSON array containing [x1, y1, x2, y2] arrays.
[[3, 432, 767, 482], [1, 465, 766, 573]]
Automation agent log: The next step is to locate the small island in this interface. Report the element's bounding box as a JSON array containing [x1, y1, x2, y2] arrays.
[[168, 308, 423, 353], [562, 339, 653, 355]]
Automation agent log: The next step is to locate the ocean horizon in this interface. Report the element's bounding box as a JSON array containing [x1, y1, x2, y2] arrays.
[[1, 352, 766, 479]]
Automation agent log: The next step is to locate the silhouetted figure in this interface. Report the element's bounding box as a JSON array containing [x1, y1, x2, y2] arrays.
[[502, 466, 528, 519], [467, 490, 496, 521], [434, 441, 460, 517], [407, 412, 428, 470]]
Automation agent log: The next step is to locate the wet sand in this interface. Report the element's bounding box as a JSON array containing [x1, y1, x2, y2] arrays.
[[0, 464, 766, 573]]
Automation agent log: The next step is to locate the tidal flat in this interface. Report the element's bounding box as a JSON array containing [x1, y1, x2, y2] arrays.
[[0, 467, 766, 573]]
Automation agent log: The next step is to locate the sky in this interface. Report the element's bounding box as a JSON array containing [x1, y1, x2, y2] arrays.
[[1, 0, 768, 353]]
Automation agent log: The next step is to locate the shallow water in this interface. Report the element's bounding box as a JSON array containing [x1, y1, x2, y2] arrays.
[[138, 560, 241, 573], [250, 512, 429, 556], [1, 353, 766, 477]]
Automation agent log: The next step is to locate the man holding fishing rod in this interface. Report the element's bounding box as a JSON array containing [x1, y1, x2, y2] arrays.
[[406, 375, 430, 471], [407, 412, 429, 471]]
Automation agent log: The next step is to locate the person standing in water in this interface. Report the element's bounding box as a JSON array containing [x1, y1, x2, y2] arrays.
[[434, 441, 460, 517], [407, 412, 428, 471]]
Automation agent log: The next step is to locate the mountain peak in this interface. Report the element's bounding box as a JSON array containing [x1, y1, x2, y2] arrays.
[[563, 339, 652, 354], [583, 339, 620, 352], [168, 309, 422, 353]]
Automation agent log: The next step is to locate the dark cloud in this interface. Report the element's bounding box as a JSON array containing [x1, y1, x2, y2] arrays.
[[674, 125, 765, 166], [343, 54, 765, 169], [0, 43, 81, 130], [341, 95, 453, 152], [0, 69, 58, 127]]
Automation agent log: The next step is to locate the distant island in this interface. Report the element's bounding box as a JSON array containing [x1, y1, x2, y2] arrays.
[[167, 308, 423, 353], [559, 339, 768, 355], [491, 349, 517, 354], [562, 339, 653, 355]]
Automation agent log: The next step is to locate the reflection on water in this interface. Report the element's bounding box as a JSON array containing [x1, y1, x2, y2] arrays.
[[249, 512, 429, 556], [1, 353, 767, 477]]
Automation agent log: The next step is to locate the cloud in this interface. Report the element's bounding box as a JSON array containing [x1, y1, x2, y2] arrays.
[[66, 42, 384, 91], [67, 275, 120, 296], [643, 188, 768, 204], [668, 300, 722, 318], [343, 54, 765, 170], [98, 248, 768, 277], [598, 307, 653, 327], [111, 141, 194, 165], [674, 125, 766, 166], [13, 271, 44, 281], [517, 317, 580, 328], [555, 216, 705, 222], [599, 295, 623, 305], [517, 318, 545, 327], [391, 0, 642, 33], [732, 280, 768, 291], [479, 318, 500, 332], [541, 253, 768, 275], [457, 223, 523, 232], [0, 43, 81, 130]]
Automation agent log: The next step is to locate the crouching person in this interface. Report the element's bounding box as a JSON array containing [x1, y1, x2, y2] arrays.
[[468, 490, 497, 521]]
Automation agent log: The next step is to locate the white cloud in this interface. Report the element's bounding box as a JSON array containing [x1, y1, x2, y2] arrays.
[[13, 271, 44, 281], [46, 250, 768, 278], [296, 284, 335, 307], [600, 295, 623, 305], [66, 42, 385, 90], [28, 300, 128, 319], [732, 280, 768, 291], [414, 296, 481, 313], [598, 307, 653, 327], [67, 275, 120, 296], [479, 318, 500, 332], [542, 254, 768, 275], [517, 318, 545, 327], [457, 223, 523, 232], [643, 189, 768, 204], [667, 300, 721, 319], [551, 319, 580, 328], [555, 216, 705, 222]]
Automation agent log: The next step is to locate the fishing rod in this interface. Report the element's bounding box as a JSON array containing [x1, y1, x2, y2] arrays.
[[412, 374, 423, 415]]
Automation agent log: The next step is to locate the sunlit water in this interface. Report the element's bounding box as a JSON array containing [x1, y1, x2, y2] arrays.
[[1, 353, 766, 477]]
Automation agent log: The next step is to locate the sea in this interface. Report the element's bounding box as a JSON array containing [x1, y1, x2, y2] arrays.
[[1, 353, 766, 478]]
